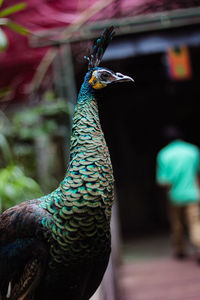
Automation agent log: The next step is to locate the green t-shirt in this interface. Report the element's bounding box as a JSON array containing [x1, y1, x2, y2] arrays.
[[156, 140, 200, 205]]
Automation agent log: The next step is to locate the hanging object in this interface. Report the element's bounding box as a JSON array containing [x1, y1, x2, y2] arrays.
[[166, 46, 192, 80]]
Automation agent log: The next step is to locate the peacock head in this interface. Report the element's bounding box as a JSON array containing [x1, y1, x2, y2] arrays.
[[88, 67, 134, 90], [84, 26, 134, 91]]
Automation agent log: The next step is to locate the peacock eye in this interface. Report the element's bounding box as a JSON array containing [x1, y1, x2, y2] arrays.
[[100, 72, 110, 81]]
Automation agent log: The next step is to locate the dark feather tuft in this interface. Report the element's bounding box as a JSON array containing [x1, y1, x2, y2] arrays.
[[85, 26, 115, 70]]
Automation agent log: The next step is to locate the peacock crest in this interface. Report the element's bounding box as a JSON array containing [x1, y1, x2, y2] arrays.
[[85, 26, 115, 69]]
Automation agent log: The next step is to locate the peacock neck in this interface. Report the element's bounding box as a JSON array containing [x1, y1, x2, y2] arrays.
[[42, 79, 114, 211], [40, 79, 114, 264], [67, 83, 113, 187], [58, 81, 114, 211], [70, 94, 103, 154]]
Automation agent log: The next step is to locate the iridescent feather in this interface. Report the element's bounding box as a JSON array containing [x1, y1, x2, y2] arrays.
[[85, 26, 115, 69]]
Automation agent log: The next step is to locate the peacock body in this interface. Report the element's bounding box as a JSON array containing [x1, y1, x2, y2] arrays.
[[0, 27, 133, 300]]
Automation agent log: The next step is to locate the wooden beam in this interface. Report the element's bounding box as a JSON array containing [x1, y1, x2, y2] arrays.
[[30, 6, 200, 48], [30, 0, 115, 48]]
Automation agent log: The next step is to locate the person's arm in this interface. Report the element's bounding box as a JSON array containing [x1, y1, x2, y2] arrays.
[[196, 149, 200, 187], [156, 153, 171, 191]]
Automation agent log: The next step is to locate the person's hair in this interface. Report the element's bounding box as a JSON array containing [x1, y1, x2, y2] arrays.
[[163, 126, 183, 143]]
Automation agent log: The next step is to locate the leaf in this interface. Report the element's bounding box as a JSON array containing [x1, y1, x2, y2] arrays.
[[0, 165, 43, 211], [0, 27, 7, 51], [0, 133, 13, 163], [0, 86, 12, 99], [0, 3, 27, 18], [6, 20, 29, 35], [0, 0, 4, 8]]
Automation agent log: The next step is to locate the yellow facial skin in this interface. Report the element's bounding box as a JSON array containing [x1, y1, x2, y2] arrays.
[[89, 75, 107, 90]]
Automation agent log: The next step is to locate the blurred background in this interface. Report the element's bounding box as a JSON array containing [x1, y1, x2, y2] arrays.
[[1, 0, 200, 299]]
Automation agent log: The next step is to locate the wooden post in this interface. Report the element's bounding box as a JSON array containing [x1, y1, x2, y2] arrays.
[[61, 43, 77, 107], [34, 133, 52, 192], [91, 191, 122, 300], [59, 43, 77, 162]]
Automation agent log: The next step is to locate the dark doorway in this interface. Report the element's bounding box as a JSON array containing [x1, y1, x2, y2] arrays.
[[97, 45, 200, 237]]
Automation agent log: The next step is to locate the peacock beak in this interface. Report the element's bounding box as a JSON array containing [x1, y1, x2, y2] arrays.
[[111, 72, 134, 84]]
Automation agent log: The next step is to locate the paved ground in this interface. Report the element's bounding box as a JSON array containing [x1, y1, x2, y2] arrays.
[[118, 235, 200, 300]]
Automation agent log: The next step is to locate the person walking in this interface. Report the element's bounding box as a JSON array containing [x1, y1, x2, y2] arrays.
[[156, 127, 200, 262]]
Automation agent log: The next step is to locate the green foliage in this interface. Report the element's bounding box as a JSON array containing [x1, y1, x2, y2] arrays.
[[4, 19, 29, 35], [0, 3, 26, 17], [10, 98, 70, 140], [0, 133, 13, 164], [0, 133, 43, 211], [0, 1, 29, 51], [0, 165, 42, 211], [0, 96, 70, 211]]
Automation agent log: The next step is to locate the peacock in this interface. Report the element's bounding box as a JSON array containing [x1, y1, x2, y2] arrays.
[[0, 27, 134, 300]]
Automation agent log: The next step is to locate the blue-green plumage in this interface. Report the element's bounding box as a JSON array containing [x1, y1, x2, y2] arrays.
[[0, 27, 134, 300], [0, 238, 34, 258]]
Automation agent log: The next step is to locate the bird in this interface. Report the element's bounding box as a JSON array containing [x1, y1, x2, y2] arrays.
[[0, 26, 134, 300]]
